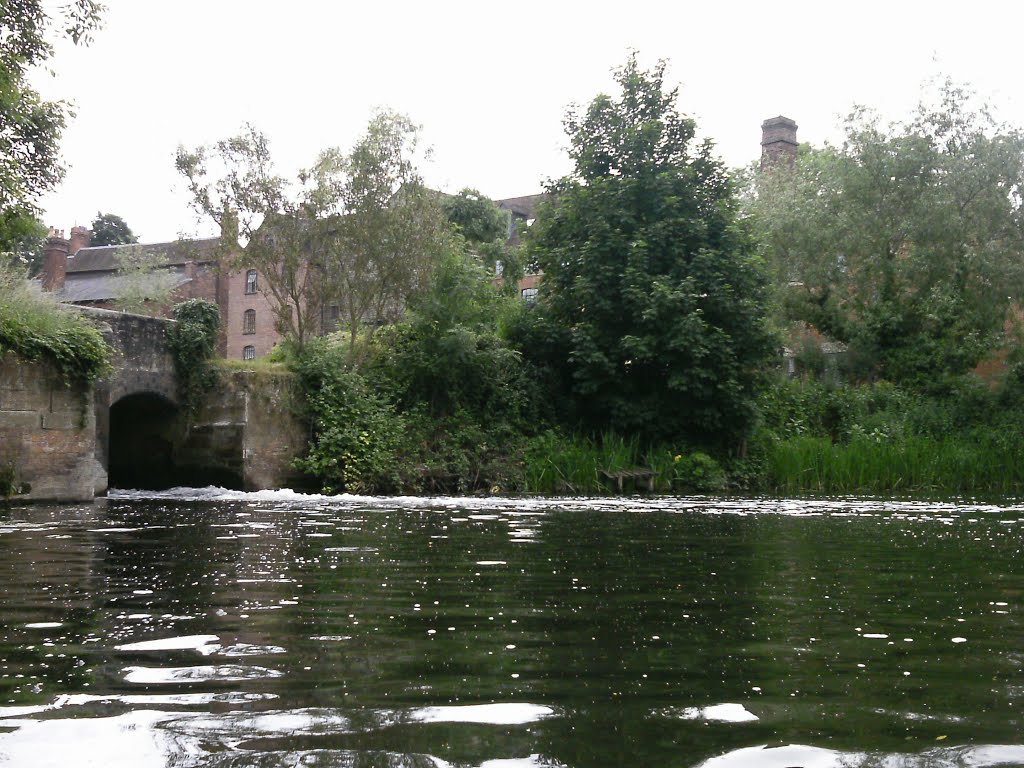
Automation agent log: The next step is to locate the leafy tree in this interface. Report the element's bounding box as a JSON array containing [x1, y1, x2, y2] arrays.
[[113, 244, 175, 315], [524, 54, 774, 447], [303, 111, 451, 353], [176, 124, 321, 347], [0, 206, 46, 275], [177, 112, 449, 353], [751, 80, 1024, 388], [0, 1, 103, 213], [90, 212, 137, 246], [443, 188, 508, 245], [442, 187, 525, 295]]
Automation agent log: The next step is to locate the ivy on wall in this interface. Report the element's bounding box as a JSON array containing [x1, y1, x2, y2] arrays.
[[167, 299, 221, 413]]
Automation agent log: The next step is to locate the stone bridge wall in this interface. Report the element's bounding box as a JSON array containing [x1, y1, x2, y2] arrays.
[[77, 307, 178, 405], [0, 353, 102, 501], [2, 309, 310, 502]]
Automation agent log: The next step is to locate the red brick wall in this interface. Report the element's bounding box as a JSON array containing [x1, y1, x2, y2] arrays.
[[224, 267, 283, 360]]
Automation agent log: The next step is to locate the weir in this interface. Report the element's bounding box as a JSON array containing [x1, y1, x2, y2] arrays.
[[0, 308, 307, 502]]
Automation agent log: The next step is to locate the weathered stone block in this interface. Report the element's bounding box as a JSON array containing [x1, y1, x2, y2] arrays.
[[49, 388, 82, 413], [42, 412, 78, 430], [0, 410, 41, 429], [0, 387, 49, 412]]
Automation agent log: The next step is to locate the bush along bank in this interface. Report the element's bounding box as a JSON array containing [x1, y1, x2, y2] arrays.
[[288, 252, 734, 497], [754, 372, 1024, 497]]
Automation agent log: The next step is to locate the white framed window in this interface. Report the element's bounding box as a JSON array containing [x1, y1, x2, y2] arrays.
[[245, 269, 258, 294], [243, 345, 256, 361], [243, 309, 256, 334], [521, 287, 538, 304]]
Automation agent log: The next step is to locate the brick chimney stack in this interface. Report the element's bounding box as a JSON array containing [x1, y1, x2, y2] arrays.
[[69, 225, 91, 255], [761, 116, 798, 168], [42, 228, 69, 292]]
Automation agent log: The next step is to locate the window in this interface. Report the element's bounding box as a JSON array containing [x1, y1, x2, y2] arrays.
[[243, 345, 256, 361], [521, 287, 538, 304], [243, 309, 256, 334], [245, 269, 258, 294]]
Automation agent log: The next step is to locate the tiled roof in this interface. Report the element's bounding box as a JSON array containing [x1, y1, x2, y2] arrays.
[[57, 266, 191, 303], [495, 194, 546, 219], [67, 237, 223, 273]]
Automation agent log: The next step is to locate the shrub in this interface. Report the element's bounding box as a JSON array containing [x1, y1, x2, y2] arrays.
[[0, 263, 111, 385], [167, 299, 221, 412], [292, 338, 406, 494]]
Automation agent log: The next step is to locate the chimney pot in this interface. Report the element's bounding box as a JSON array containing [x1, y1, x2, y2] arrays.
[[42, 231, 70, 292], [761, 116, 799, 168], [69, 225, 91, 255]]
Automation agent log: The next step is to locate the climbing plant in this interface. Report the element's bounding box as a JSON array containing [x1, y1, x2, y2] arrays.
[[167, 299, 220, 412]]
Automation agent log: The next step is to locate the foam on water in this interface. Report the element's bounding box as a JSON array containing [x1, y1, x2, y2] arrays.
[[108, 486, 1024, 520]]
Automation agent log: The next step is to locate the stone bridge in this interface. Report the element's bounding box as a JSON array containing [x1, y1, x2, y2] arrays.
[[1, 308, 307, 502]]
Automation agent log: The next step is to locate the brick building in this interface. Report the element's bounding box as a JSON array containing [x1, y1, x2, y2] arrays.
[[37, 224, 280, 360], [41, 193, 546, 359]]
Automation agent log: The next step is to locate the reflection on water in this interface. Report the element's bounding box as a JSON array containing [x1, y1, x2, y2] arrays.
[[0, 490, 1022, 767]]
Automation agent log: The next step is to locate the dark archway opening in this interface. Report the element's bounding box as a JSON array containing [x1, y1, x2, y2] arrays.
[[108, 393, 243, 490], [108, 393, 182, 490]]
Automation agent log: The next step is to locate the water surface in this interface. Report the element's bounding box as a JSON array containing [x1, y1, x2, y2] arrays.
[[0, 490, 1022, 767]]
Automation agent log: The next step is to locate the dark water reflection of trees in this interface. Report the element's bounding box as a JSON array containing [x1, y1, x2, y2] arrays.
[[0, 497, 1021, 768]]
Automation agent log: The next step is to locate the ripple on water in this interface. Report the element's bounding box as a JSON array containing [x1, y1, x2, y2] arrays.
[[660, 703, 759, 723], [694, 743, 1024, 768], [115, 634, 219, 652], [122, 665, 284, 684], [410, 703, 555, 725]]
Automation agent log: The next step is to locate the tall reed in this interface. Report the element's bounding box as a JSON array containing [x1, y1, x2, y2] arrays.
[[767, 435, 1024, 495]]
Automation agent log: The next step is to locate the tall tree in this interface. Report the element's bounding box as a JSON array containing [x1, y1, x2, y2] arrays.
[[176, 113, 450, 353], [303, 110, 451, 353], [0, 1, 103, 212], [751, 80, 1024, 387], [0, 207, 46, 274], [442, 188, 524, 294], [524, 55, 774, 446], [113, 245, 175, 315], [90, 211, 137, 246], [176, 124, 326, 348], [443, 188, 508, 245]]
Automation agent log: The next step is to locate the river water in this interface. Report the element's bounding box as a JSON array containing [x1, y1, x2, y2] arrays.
[[0, 490, 1022, 767]]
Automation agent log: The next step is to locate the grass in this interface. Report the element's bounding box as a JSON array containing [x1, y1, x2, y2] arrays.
[[523, 431, 642, 494], [767, 435, 1024, 496], [214, 358, 291, 374], [0, 264, 111, 384]]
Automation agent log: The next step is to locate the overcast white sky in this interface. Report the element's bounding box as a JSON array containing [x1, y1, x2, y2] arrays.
[[32, 0, 1024, 243]]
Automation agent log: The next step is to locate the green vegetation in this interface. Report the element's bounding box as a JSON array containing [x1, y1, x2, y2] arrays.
[[167, 299, 220, 412], [0, 1, 102, 214], [294, 247, 540, 494], [113, 244, 176, 315], [521, 55, 774, 447], [90, 212, 138, 247], [755, 373, 1024, 496], [277, 61, 1024, 499], [751, 80, 1024, 388], [0, 263, 111, 385], [177, 112, 450, 351]]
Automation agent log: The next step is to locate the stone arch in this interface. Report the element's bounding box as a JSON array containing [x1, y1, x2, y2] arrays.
[[107, 391, 187, 490], [106, 390, 247, 491]]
